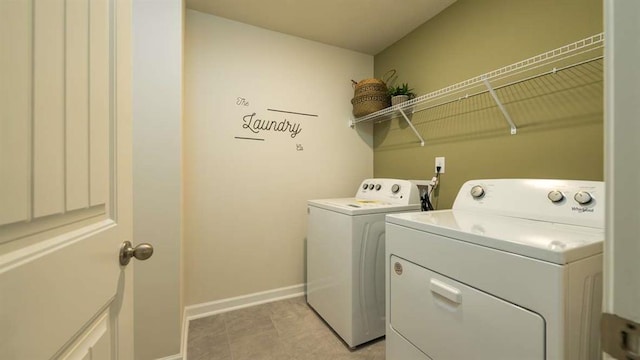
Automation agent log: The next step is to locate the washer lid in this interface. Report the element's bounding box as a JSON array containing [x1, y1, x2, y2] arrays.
[[309, 198, 420, 216], [386, 210, 603, 264]]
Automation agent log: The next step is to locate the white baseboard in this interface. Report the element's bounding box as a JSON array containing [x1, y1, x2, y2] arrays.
[[155, 354, 181, 360], [183, 283, 306, 321], [179, 283, 306, 359]]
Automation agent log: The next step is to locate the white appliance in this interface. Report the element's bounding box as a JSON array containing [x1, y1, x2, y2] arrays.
[[307, 178, 429, 348], [386, 179, 604, 360]]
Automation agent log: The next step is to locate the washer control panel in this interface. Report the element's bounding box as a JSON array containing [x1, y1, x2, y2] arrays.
[[356, 178, 430, 205], [454, 179, 604, 228]]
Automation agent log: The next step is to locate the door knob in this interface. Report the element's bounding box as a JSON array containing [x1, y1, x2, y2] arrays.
[[119, 241, 154, 266]]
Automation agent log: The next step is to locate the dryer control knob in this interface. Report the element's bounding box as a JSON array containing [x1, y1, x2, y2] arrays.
[[548, 190, 565, 203], [574, 191, 593, 205], [368, 184, 375, 190], [391, 184, 401, 194], [362, 183, 368, 190], [470, 185, 485, 199], [375, 184, 382, 191]]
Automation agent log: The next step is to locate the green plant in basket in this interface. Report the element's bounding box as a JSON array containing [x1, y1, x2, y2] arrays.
[[388, 83, 416, 98]]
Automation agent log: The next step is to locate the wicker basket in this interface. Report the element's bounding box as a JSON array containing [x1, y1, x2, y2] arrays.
[[353, 79, 388, 96], [351, 93, 390, 117], [351, 78, 390, 117]]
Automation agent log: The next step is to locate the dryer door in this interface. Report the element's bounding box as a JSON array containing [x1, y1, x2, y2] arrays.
[[389, 256, 545, 360]]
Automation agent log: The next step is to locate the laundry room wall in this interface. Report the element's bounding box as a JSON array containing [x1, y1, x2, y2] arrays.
[[373, 0, 604, 209], [183, 10, 373, 306]]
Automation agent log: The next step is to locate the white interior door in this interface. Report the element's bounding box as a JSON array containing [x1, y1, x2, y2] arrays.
[[0, 0, 134, 358], [603, 1, 640, 359]]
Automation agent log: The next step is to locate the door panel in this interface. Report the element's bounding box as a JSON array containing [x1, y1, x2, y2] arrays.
[[33, 0, 66, 218], [0, 0, 111, 240], [89, 0, 111, 207], [2, 222, 117, 359], [66, 0, 91, 212], [58, 311, 111, 360], [0, 0, 31, 226], [0, 0, 133, 358]]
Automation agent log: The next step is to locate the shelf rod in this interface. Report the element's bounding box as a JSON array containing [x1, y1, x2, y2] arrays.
[[483, 78, 517, 135], [398, 108, 425, 146]]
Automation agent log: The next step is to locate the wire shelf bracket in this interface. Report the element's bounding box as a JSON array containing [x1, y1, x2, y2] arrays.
[[348, 106, 425, 146], [483, 78, 517, 135], [399, 108, 425, 146]]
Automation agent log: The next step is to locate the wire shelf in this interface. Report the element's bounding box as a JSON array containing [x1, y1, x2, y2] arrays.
[[350, 33, 604, 145], [375, 57, 603, 148]]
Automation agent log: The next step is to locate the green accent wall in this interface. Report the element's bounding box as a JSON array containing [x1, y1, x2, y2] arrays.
[[373, 0, 603, 209]]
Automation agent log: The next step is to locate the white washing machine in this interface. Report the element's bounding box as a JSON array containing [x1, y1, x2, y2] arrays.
[[385, 179, 604, 360], [307, 178, 429, 348]]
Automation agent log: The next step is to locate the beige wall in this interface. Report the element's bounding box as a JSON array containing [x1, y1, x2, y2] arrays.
[[132, 0, 183, 358], [184, 10, 373, 305], [374, 0, 604, 209]]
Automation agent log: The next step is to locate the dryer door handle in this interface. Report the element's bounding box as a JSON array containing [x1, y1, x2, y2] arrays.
[[430, 278, 462, 304]]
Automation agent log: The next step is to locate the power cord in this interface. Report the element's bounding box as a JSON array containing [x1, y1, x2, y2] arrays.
[[421, 166, 442, 211], [426, 166, 441, 210], [420, 188, 434, 211], [432, 167, 441, 209]]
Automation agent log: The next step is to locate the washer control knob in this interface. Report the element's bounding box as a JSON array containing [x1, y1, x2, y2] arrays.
[[547, 190, 565, 203], [369, 184, 375, 190], [391, 184, 401, 194], [470, 185, 485, 199], [375, 184, 382, 191], [574, 191, 593, 205], [362, 183, 368, 190]]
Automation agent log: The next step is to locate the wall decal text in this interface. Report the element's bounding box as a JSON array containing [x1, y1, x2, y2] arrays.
[[242, 112, 302, 138]]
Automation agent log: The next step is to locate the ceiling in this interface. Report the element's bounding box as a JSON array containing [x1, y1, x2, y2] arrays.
[[185, 0, 457, 55]]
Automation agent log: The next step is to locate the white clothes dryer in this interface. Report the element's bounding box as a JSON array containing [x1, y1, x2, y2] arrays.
[[386, 179, 604, 360], [307, 178, 429, 348]]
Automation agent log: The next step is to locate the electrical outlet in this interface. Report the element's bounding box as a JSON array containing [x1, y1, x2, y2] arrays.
[[435, 157, 445, 173]]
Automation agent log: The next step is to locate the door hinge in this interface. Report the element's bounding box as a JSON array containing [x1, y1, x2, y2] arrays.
[[602, 313, 640, 359]]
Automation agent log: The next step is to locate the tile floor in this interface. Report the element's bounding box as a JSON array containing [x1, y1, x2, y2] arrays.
[[187, 296, 385, 360]]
